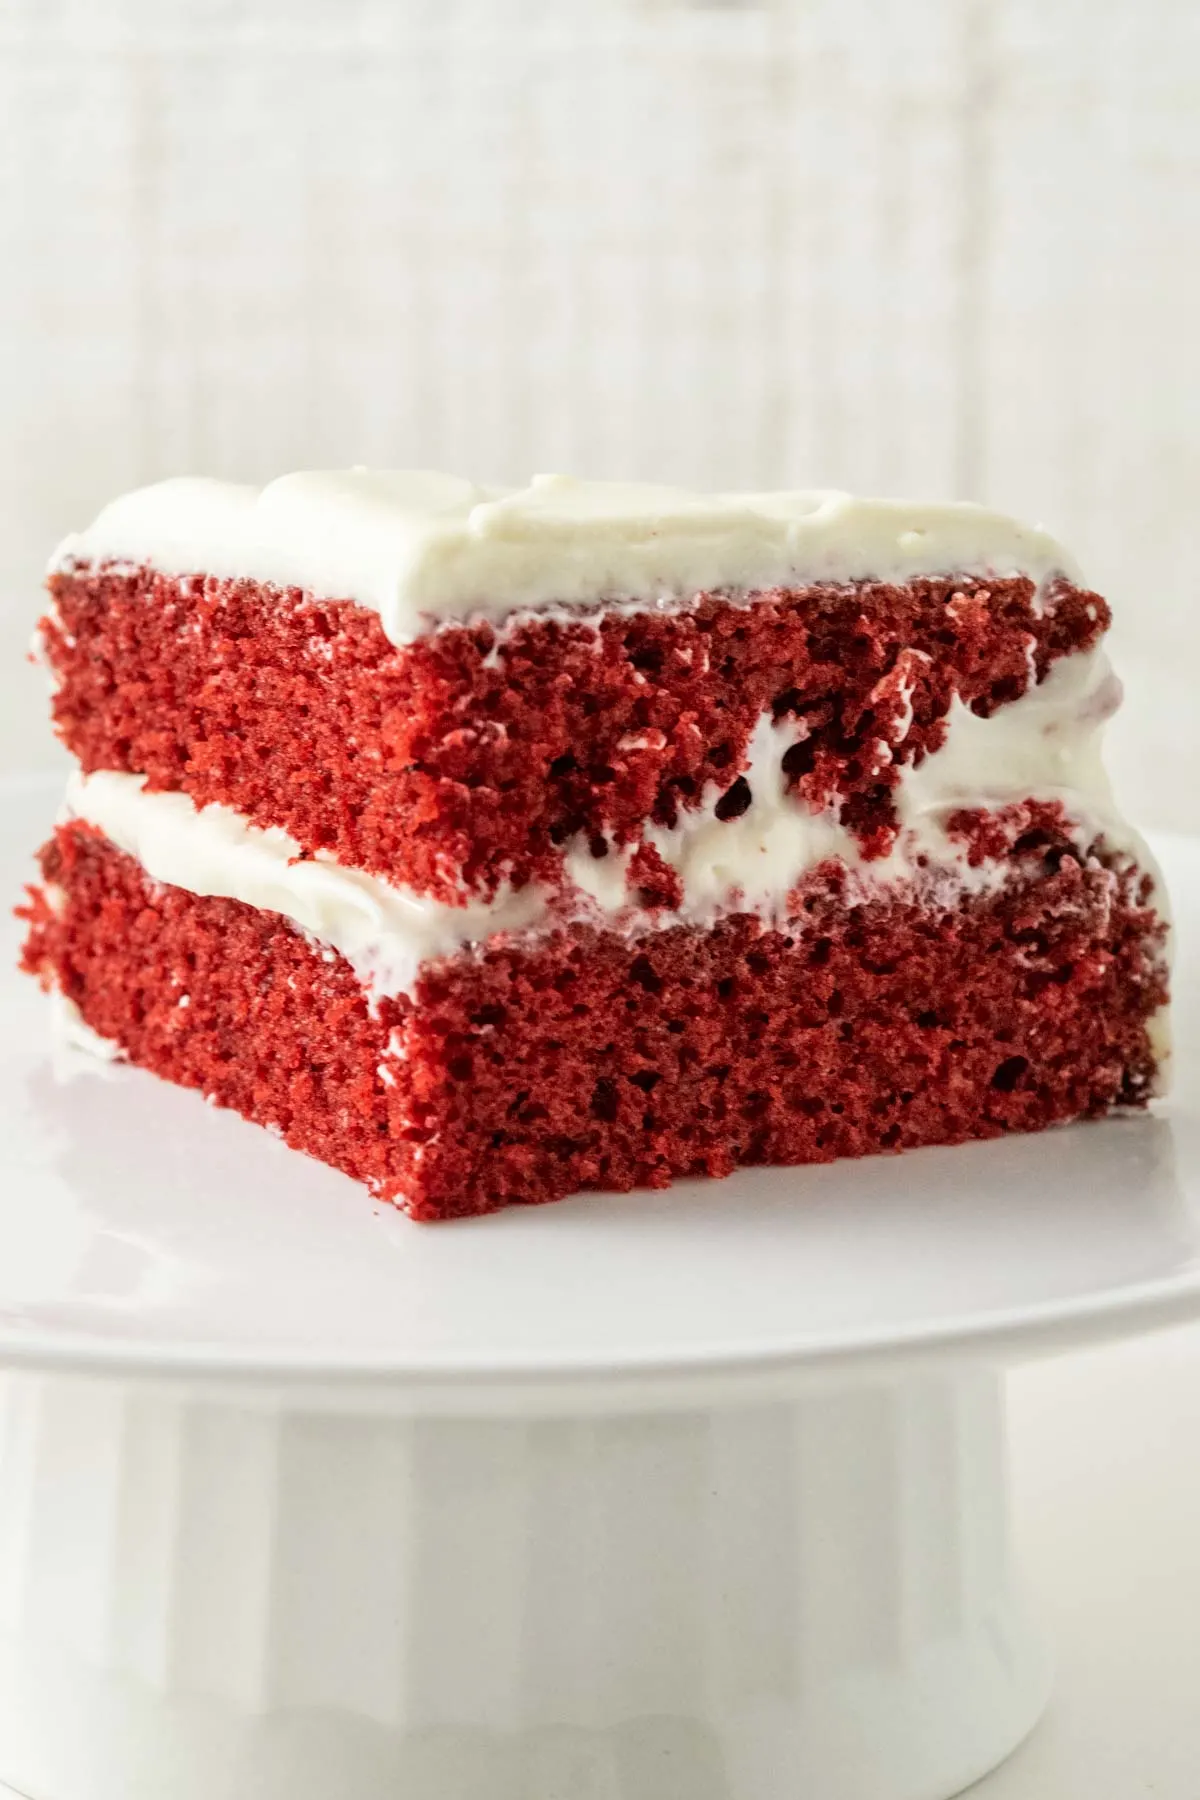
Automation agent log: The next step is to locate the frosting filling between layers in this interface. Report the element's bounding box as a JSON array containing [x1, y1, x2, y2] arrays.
[[50, 469, 1080, 646], [62, 648, 1154, 1001]]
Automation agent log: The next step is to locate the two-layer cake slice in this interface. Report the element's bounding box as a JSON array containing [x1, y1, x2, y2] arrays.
[[21, 471, 1169, 1218]]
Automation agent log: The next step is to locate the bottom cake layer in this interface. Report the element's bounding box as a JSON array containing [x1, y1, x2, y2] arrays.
[[21, 820, 1168, 1221]]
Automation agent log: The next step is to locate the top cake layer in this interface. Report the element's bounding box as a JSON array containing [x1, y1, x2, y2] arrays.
[[51, 469, 1079, 645]]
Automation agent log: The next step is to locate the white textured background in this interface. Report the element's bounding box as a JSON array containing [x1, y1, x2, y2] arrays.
[[1, 0, 1198, 824]]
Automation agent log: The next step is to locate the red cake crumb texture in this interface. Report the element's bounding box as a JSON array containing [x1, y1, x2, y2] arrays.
[[41, 565, 1108, 902], [21, 818, 1166, 1222]]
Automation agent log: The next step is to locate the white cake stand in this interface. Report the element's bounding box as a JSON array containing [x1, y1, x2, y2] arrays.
[[2, 775, 1199, 1800]]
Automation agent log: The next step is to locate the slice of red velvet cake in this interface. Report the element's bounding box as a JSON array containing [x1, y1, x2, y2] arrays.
[[21, 472, 1169, 1219]]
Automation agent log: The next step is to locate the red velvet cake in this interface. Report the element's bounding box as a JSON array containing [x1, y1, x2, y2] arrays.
[[21, 472, 1170, 1219]]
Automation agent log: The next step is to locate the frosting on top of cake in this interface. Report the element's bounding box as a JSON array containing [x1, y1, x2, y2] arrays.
[[51, 470, 1081, 646]]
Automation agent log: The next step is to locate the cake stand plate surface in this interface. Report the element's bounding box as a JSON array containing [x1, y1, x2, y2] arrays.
[[2, 774, 1198, 1800]]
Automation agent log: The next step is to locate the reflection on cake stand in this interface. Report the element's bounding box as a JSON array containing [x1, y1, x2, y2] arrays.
[[2, 778, 1200, 1800]]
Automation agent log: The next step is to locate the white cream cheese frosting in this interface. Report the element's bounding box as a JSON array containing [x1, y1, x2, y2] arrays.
[[62, 649, 1150, 1001], [572, 647, 1138, 919], [60, 770, 549, 1000], [50, 469, 1080, 647]]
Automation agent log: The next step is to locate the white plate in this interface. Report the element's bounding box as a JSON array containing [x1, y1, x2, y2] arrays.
[[2, 773, 1199, 1400]]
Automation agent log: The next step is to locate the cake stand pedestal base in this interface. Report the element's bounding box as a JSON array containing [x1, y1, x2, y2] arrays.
[[0, 1363, 1047, 1800]]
